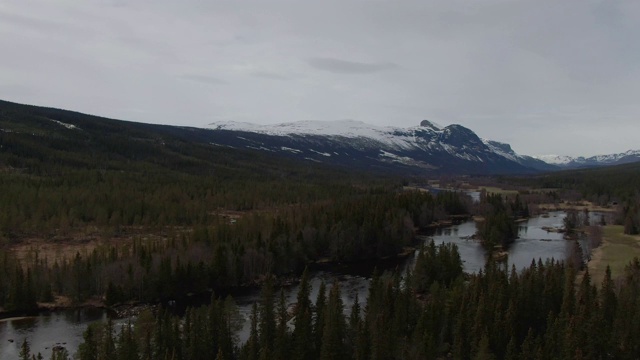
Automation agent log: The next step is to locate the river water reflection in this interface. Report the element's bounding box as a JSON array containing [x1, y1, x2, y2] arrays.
[[1, 211, 580, 357], [426, 211, 570, 273]]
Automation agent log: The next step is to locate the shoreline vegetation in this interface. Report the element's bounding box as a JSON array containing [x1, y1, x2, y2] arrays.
[[0, 215, 471, 321], [2, 184, 623, 325]]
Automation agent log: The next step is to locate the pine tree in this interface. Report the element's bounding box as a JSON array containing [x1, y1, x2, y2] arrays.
[[258, 276, 276, 358], [50, 347, 71, 360], [347, 293, 361, 356], [98, 319, 116, 360], [313, 281, 327, 353], [504, 336, 518, 360], [319, 282, 346, 360], [115, 322, 139, 360], [292, 267, 314, 360], [520, 328, 538, 360], [19, 338, 31, 360], [246, 303, 259, 360], [77, 324, 99, 360], [474, 332, 496, 360], [222, 295, 241, 357], [274, 289, 290, 360], [600, 266, 617, 329], [135, 309, 155, 360]]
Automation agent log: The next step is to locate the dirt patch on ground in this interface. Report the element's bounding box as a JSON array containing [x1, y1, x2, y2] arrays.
[[9, 237, 103, 264], [4, 227, 183, 264], [38, 295, 74, 310]]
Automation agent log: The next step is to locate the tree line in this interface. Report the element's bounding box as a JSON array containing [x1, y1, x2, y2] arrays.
[[0, 190, 470, 312], [18, 241, 640, 359]]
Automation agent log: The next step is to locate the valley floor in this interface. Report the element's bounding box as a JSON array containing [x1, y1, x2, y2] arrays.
[[587, 225, 640, 285]]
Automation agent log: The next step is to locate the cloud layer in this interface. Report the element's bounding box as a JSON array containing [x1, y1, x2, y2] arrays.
[[307, 58, 398, 74], [0, 0, 639, 156]]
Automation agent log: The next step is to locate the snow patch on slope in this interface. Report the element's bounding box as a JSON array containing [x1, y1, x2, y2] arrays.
[[210, 120, 431, 150], [212, 120, 391, 137], [49, 119, 78, 130], [482, 139, 519, 162], [380, 150, 415, 164], [309, 149, 332, 157], [281, 146, 302, 154]]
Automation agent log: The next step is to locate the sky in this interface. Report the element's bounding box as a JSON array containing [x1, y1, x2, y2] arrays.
[[1, 0, 639, 157]]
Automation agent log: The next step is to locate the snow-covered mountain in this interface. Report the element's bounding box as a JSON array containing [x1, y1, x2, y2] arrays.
[[532, 155, 576, 165], [534, 150, 640, 168], [207, 119, 555, 174]]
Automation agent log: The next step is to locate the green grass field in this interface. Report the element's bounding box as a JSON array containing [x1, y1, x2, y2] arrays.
[[588, 225, 640, 285], [477, 186, 520, 196]]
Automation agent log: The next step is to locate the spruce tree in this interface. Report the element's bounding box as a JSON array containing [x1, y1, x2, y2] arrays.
[[246, 303, 259, 360], [77, 324, 99, 360], [319, 282, 346, 360], [292, 267, 314, 360], [258, 276, 276, 358], [313, 281, 327, 353], [274, 289, 290, 360], [98, 319, 116, 360], [19, 338, 31, 360]]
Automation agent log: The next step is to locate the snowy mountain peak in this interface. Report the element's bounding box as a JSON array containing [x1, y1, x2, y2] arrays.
[[419, 120, 442, 131], [204, 119, 555, 174], [533, 155, 577, 165], [534, 150, 640, 167], [592, 149, 640, 162]]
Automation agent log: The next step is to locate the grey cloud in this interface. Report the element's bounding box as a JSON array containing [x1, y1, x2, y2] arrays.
[[1, 0, 640, 157], [0, 11, 68, 33], [180, 74, 227, 86], [0, 84, 38, 99], [251, 71, 290, 80], [306, 58, 398, 74]]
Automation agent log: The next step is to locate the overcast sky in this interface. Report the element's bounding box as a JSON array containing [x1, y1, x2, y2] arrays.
[[1, 0, 639, 157]]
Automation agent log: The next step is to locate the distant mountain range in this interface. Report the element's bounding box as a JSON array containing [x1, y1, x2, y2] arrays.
[[208, 119, 640, 173], [2, 98, 637, 176], [534, 150, 640, 169], [207, 119, 555, 174]]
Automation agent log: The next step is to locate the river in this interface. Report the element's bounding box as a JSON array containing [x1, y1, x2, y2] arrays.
[[1, 211, 581, 358]]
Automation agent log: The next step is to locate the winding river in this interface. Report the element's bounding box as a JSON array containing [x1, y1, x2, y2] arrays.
[[1, 211, 580, 358]]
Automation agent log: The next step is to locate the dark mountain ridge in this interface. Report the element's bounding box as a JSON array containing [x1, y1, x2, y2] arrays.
[[207, 119, 556, 174], [1, 99, 553, 176]]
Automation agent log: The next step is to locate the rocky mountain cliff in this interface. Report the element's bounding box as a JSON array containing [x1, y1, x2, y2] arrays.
[[208, 119, 555, 174]]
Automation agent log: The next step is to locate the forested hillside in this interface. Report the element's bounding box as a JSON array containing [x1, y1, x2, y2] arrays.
[[0, 99, 389, 238], [0, 99, 472, 313]]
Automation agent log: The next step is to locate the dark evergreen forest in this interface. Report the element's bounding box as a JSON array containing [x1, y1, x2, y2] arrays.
[[19, 243, 640, 360]]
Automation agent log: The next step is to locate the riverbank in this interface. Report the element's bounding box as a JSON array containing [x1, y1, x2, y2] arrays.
[[586, 225, 640, 285], [2, 211, 577, 357], [0, 237, 423, 322], [0, 295, 112, 322], [537, 200, 617, 213]]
